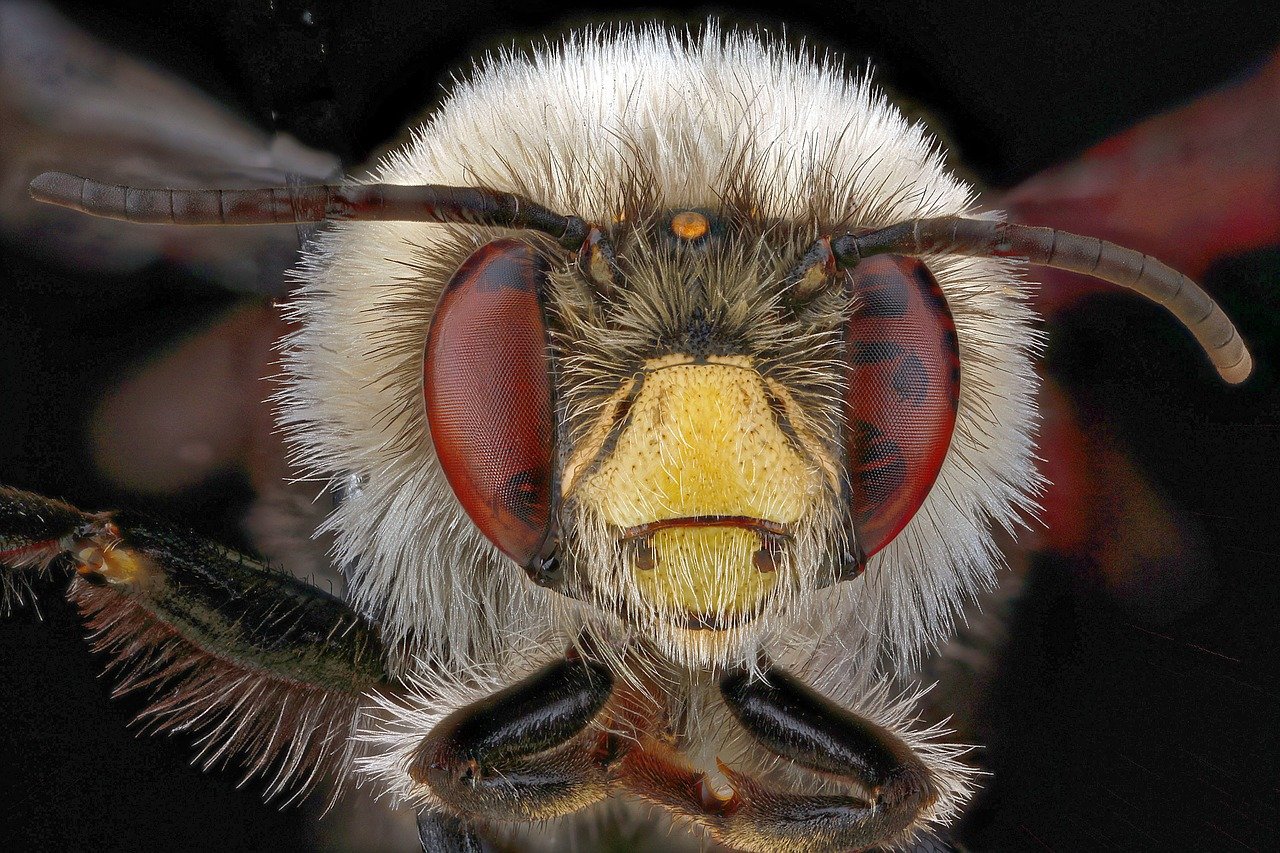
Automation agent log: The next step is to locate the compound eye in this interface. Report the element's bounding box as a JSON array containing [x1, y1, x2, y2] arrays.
[[844, 255, 960, 559], [425, 239, 555, 568]]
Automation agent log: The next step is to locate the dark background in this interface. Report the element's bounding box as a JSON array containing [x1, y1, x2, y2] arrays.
[[1, 1, 1278, 850]]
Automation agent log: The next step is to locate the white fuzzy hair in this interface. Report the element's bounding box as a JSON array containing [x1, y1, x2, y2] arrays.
[[280, 22, 1040, 835]]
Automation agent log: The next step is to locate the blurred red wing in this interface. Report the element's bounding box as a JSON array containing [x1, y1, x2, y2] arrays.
[[845, 255, 960, 558], [425, 239, 555, 567]]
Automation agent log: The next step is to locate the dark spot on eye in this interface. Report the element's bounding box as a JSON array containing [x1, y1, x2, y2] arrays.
[[853, 419, 882, 444], [857, 273, 909, 316], [856, 454, 906, 512], [914, 266, 949, 315], [850, 340, 905, 364], [503, 469, 548, 523], [849, 420, 906, 512], [856, 433, 897, 464], [467, 244, 544, 294], [942, 329, 961, 408], [892, 353, 928, 404]]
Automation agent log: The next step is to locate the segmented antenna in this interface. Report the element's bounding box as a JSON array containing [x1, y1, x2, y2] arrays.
[[829, 217, 1253, 384], [28, 171, 1253, 384], [28, 171, 589, 250]]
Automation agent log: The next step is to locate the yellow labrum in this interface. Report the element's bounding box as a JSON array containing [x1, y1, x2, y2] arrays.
[[575, 355, 820, 619], [632, 526, 774, 618]]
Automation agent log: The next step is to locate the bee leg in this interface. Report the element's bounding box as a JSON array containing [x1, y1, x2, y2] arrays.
[[622, 663, 939, 853], [0, 487, 87, 610], [408, 654, 617, 824], [415, 809, 484, 853], [0, 485, 389, 797], [720, 664, 938, 851]]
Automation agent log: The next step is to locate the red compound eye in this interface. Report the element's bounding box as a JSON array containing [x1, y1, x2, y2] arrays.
[[425, 239, 555, 568], [844, 255, 960, 559]]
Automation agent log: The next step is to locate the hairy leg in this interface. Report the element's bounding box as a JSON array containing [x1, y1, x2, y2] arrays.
[[0, 485, 389, 798]]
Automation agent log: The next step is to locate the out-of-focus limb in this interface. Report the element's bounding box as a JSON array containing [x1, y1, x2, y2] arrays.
[[998, 50, 1279, 595], [0, 0, 338, 290], [1005, 49, 1280, 314]]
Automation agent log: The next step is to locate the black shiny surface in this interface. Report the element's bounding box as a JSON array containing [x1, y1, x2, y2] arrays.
[[717, 664, 934, 850], [435, 657, 612, 768], [415, 810, 484, 853], [721, 665, 912, 788], [412, 655, 614, 823]]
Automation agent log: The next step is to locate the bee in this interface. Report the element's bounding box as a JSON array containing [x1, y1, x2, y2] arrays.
[[0, 21, 1257, 853]]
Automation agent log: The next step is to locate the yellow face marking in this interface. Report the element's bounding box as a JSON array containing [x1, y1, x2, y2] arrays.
[[670, 211, 710, 241], [576, 355, 820, 619]]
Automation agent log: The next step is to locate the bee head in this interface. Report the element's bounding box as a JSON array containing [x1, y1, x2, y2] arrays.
[[25, 30, 1248, 674], [417, 191, 964, 666]]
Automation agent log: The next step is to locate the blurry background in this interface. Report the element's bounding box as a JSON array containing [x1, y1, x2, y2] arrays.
[[1, 1, 1277, 850]]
